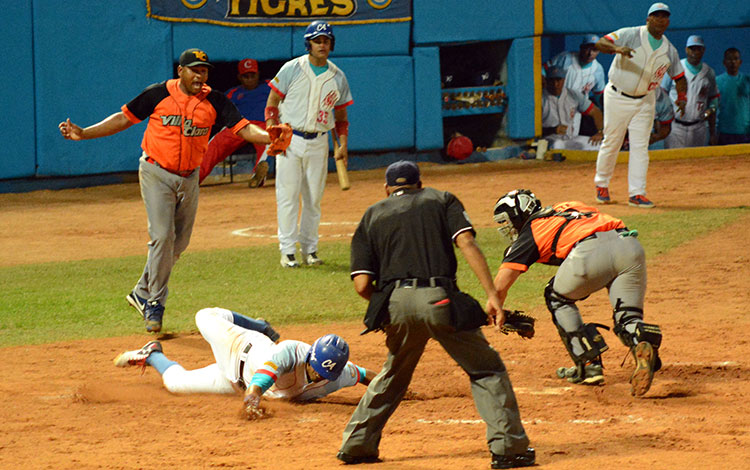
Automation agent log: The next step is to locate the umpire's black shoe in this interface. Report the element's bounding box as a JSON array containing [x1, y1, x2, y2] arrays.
[[491, 447, 535, 469], [336, 451, 381, 465]]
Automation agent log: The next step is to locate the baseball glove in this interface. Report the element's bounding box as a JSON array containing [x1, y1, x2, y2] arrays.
[[266, 123, 292, 156], [499, 309, 535, 339], [243, 392, 267, 421]]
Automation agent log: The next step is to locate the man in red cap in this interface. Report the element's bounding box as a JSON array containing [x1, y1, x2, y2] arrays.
[[200, 58, 273, 187]]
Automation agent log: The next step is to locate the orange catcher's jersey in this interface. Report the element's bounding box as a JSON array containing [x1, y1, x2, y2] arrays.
[[502, 201, 625, 271], [121, 79, 250, 173]]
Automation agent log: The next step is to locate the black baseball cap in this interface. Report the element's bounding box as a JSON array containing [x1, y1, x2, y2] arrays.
[[179, 49, 213, 68], [386, 160, 420, 186]]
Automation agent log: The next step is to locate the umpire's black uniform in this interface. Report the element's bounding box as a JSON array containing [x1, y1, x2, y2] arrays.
[[339, 164, 530, 463]]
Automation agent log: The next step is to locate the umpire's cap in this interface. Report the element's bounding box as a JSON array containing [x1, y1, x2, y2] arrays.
[[385, 160, 420, 186], [179, 49, 213, 68]]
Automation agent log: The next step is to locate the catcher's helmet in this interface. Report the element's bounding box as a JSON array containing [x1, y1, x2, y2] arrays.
[[493, 189, 542, 241], [304, 20, 335, 52], [307, 334, 349, 381]]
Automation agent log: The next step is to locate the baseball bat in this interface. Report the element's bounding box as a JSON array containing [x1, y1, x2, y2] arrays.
[[332, 129, 350, 191]]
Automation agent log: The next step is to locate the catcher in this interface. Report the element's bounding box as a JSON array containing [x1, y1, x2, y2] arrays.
[[114, 307, 375, 418], [491, 189, 663, 397]]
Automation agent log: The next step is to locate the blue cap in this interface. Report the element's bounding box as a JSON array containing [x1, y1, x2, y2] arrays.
[[546, 66, 566, 79], [385, 160, 420, 186], [686, 35, 704, 47], [648, 2, 670, 15], [582, 34, 599, 46]]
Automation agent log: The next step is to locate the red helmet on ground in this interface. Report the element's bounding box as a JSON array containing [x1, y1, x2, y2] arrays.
[[447, 135, 474, 160]]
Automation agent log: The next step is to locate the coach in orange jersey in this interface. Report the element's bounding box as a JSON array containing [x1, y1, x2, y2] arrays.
[[59, 49, 276, 334], [491, 189, 664, 398]]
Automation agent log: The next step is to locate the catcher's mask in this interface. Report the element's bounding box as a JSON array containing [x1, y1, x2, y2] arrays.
[[307, 334, 349, 381], [493, 189, 542, 241], [304, 20, 335, 52]]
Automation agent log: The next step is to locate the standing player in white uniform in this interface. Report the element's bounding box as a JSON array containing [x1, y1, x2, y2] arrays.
[[546, 34, 607, 134], [265, 20, 353, 268], [542, 66, 604, 151], [593, 2, 686, 208], [661, 35, 720, 148], [114, 308, 374, 416]]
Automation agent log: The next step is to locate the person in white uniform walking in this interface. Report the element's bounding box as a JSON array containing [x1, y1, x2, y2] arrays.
[[593, 2, 687, 208]]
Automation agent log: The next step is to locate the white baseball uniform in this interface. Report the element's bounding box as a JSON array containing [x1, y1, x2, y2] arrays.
[[546, 51, 606, 132], [594, 25, 684, 197], [661, 59, 719, 148], [160, 307, 365, 398], [542, 86, 600, 151], [269, 55, 353, 256]]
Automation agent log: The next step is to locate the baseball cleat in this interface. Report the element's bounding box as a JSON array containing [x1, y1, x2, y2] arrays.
[[336, 452, 381, 465], [595, 186, 612, 204], [248, 161, 268, 188], [113, 340, 162, 367], [126, 291, 148, 318], [630, 342, 656, 397], [280, 253, 300, 268], [144, 301, 164, 333], [302, 251, 323, 266], [628, 195, 655, 208], [556, 363, 604, 385], [491, 447, 536, 469]]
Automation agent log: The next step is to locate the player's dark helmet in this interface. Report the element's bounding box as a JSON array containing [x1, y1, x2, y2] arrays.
[[304, 20, 335, 51], [307, 334, 349, 381], [493, 189, 542, 241]]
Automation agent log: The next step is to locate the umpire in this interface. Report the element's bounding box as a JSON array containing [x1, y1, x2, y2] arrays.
[[337, 161, 534, 469]]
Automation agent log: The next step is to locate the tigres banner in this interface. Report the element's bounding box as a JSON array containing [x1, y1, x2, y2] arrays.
[[147, 0, 411, 26]]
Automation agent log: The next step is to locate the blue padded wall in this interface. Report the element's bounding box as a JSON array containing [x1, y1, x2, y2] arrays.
[[290, 23, 411, 57], [35, 0, 172, 176], [413, 0, 535, 44], [173, 23, 292, 61], [334, 56, 414, 151], [507, 38, 536, 139], [1, 3, 35, 179], [413, 47, 444, 151]]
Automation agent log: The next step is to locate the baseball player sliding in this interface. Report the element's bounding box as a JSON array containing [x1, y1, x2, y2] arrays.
[[265, 20, 353, 268], [114, 308, 375, 418], [593, 3, 687, 208]]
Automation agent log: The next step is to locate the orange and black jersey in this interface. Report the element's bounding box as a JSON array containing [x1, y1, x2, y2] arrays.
[[501, 201, 625, 272], [121, 79, 250, 173]]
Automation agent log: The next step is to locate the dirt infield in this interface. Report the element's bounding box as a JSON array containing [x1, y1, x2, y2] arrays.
[[1, 156, 749, 469]]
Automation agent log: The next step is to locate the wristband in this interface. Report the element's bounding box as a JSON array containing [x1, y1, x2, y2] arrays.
[[335, 120, 349, 136], [677, 92, 687, 102], [264, 106, 279, 122]]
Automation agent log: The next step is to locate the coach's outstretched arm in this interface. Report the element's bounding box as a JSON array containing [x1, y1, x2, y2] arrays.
[[59, 113, 133, 141]]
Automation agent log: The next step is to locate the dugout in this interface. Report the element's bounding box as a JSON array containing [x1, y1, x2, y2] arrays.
[[1, 0, 749, 186]]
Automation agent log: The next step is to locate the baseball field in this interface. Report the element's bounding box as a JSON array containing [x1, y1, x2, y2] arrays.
[[1, 155, 749, 469]]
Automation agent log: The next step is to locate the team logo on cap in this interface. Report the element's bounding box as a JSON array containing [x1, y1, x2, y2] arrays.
[[193, 50, 208, 61], [321, 359, 337, 371]]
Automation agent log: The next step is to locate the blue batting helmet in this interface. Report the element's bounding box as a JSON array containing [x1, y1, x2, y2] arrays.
[[307, 334, 349, 381], [304, 20, 335, 51]]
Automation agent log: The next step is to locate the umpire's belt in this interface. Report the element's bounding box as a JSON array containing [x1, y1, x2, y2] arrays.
[[675, 118, 702, 127], [394, 277, 456, 289], [575, 227, 630, 246], [611, 85, 646, 99], [236, 342, 253, 391], [292, 129, 325, 140], [145, 156, 195, 177]]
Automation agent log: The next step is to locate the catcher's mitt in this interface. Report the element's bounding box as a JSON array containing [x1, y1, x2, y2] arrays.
[[499, 309, 535, 339], [266, 123, 292, 156], [243, 392, 267, 421]]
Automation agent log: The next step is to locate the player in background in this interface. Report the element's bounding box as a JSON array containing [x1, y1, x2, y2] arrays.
[[266, 20, 353, 268], [58, 49, 273, 333], [491, 189, 663, 397], [661, 35, 720, 148], [545, 34, 607, 135], [199, 58, 274, 187], [114, 307, 375, 416], [716, 48, 750, 144], [593, 2, 686, 209]]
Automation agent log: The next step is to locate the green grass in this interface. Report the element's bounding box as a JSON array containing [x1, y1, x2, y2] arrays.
[[0, 207, 746, 347]]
